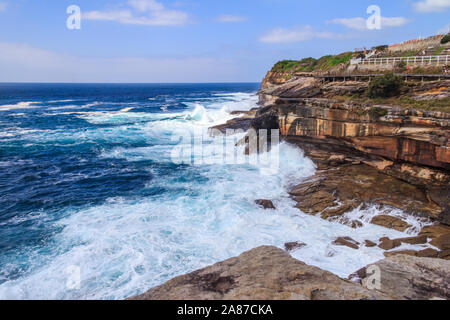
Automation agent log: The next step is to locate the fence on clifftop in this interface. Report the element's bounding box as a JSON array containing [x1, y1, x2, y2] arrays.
[[351, 55, 450, 66]]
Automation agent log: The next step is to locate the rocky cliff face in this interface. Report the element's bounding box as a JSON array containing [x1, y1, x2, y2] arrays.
[[275, 99, 449, 170], [257, 74, 450, 224]]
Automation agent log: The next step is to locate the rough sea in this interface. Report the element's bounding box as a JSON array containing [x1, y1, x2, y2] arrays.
[[0, 83, 433, 299]]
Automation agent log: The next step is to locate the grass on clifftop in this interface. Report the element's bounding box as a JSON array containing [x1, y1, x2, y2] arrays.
[[271, 52, 353, 73]]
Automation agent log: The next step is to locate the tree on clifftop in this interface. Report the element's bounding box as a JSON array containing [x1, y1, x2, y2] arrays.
[[441, 34, 450, 44], [368, 73, 404, 98]]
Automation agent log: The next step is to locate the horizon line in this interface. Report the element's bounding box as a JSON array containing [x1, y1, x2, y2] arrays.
[[0, 81, 262, 85]]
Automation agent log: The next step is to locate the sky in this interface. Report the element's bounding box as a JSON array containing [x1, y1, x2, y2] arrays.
[[0, 0, 449, 83]]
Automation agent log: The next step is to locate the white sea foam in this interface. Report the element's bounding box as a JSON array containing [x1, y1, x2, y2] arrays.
[[47, 105, 80, 111], [194, 92, 259, 113], [0, 101, 39, 111], [46, 101, 136, 113], [47, 99, 77, 103]]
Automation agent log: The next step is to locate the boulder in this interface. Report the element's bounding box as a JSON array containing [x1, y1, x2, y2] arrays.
[[378, 237, 400, 250], [385, 249, 440, 259], [332, 237, 360, 250], [378, 235, 428, 251], [370, 215, 411, 232], [419, 224, 450, 240], [358, 255, 450, 300], [416, 248, 439, 258], [392, 235, 428, 246], [255, 199, 276, 210], [364, 240, 377, 247], [430, 233, 450, 251], [339, 217, 363, 229], [284, 242, 306, 252], [129, 246, 390, 300], [384, 250, 417, 258]]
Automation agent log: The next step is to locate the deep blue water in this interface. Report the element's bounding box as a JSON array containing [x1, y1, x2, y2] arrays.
[[0, 83, 259, 221]]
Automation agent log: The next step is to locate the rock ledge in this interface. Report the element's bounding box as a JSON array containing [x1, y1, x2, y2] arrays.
[[129, 246, 390, 300]]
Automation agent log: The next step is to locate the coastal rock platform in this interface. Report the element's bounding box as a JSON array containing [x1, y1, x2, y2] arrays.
[[130, 246, 390, 300], [130, 246, 450, 300]]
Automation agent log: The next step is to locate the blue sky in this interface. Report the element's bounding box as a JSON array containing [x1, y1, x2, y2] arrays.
[[0, 0, 449, 82]]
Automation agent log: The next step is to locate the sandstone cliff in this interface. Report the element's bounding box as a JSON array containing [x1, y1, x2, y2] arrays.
[[256, 73, 450, 225]]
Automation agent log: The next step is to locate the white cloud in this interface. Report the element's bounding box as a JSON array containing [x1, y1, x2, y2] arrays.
[[414, 0, 450, 12], [128, 0, 163, 12], [0, 42, 242, 83], [216, 15, 247, 23], [381, 17, 410, 28], [0, 2, 7, 12], [83, 0, 188, 26], [259, 26, 336, 43], [328, 17, 367, 30], [328, 17, 410, 30]]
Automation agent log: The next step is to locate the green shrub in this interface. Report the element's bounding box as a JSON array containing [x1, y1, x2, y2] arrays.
[[295, 57, 319, 72], [441, 34, 450, 44], [316, 53, 352, 71], [271, 60, 301, 72], [375, 45, 388, 51], [368, 73, 404, 98], [368, 107, 388, 118], [270, 52, 353, 74]]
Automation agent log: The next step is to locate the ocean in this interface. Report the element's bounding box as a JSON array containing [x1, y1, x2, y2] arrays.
[[0, 83, 431, 299]]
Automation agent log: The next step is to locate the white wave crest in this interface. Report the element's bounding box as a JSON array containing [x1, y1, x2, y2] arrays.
[[0, 101, 39, 111]]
